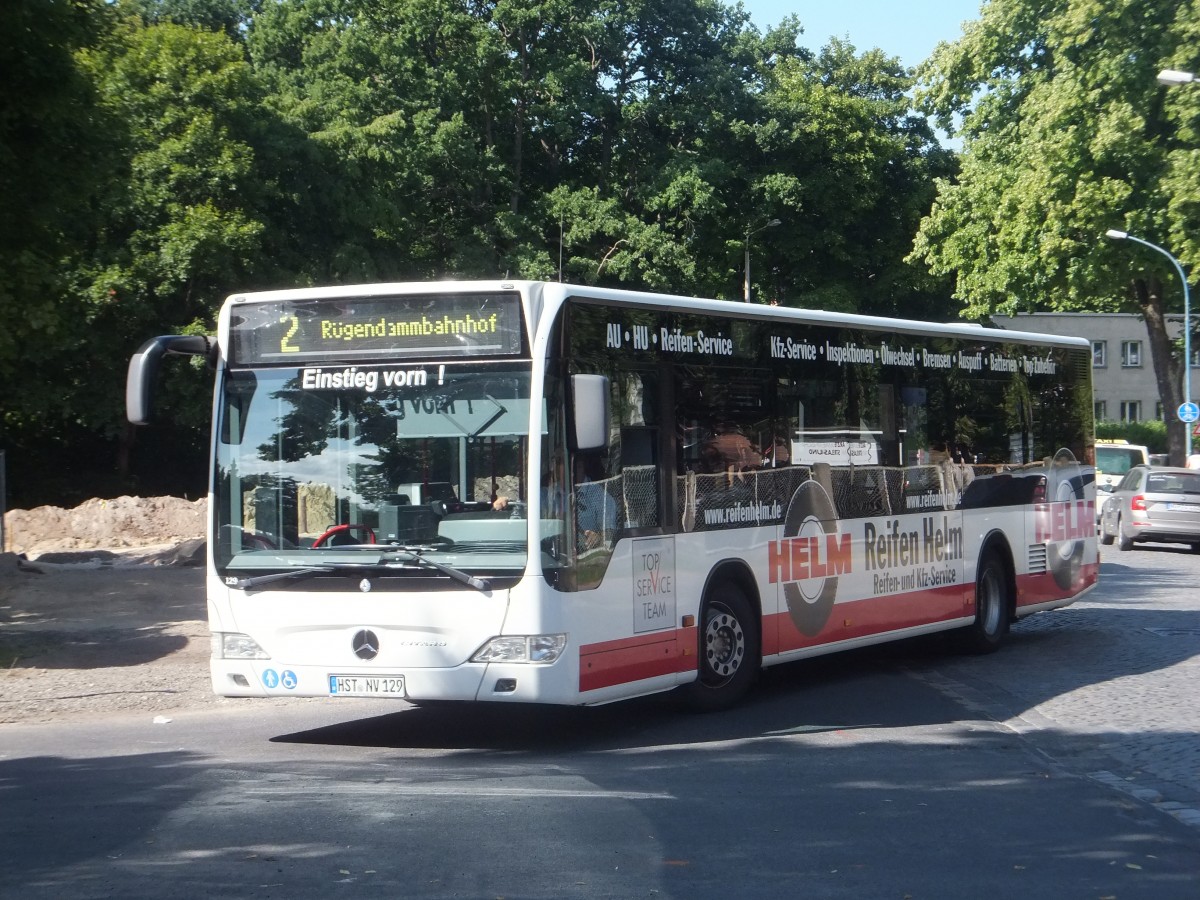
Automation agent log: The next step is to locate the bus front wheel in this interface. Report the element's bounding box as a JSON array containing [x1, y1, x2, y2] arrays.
[[685, 581, 760, 712]]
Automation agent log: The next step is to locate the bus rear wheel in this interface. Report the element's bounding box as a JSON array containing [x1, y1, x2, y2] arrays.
[[685, 581, 759, 712], [963, 551, 1010, 654]]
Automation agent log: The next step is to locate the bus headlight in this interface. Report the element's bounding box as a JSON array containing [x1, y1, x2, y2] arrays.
[[471, 634, 567, 664], [212, 632, 270, 660]]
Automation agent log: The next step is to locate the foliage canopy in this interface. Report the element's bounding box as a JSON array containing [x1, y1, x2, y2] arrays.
[[2, 0, 952, 504], [912, 0, 1200, 462]]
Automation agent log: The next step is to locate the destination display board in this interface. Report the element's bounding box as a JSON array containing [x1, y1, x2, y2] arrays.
[[229, 291, 526, 364]]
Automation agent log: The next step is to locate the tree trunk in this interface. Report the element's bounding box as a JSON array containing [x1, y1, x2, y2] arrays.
[[1134, 277, 1186, 464], [116, 422, 137, 479]]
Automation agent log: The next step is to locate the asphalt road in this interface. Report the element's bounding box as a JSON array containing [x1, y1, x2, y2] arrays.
[[2, 542, 1199, 899]]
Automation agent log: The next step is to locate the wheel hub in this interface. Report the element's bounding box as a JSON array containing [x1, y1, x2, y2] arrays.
[[705, 611, 745, 678]]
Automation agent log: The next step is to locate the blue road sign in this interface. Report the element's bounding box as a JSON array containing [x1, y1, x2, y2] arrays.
[[1179, 401, 1200, 424]]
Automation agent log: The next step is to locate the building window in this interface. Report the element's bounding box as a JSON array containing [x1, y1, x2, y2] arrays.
[[1192, 346, 1200, 367], [1156, 401, 1165, 421], [1094, 400, 1107, 421], [1120, 400, 1141, 423], [1121, 340, 1141, 367], [1092, 340, 1107, 368]]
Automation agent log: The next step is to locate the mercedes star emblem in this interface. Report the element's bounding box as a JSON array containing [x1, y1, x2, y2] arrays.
[[352, 629, 379, 660]]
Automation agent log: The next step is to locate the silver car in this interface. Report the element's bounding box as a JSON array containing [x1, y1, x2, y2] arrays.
[[1099, 465, 1200, 551]]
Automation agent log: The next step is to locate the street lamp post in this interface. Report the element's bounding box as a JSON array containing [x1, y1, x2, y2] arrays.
[[744, 218, 781, 302], [1105, 228, 1193, 457], [1156, 69, 1200, 458]]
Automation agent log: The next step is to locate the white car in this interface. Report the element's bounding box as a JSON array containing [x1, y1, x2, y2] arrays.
[[1095, 441, 1150, 525], [1099, 465, 1200, 551]]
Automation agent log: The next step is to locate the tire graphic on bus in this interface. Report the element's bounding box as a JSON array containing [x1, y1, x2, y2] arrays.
[[782, 480, 840, 636], [1048, 448, 1085, 591]]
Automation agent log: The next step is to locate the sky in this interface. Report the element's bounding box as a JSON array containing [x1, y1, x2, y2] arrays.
[[738, 0, 983, 69]]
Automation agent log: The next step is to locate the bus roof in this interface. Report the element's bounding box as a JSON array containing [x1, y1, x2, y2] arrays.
[[219, 280, 1091, 352], [537, 282, 1091, 351]]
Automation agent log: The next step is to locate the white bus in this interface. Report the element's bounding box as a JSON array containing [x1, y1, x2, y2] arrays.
[[127, 281, 1098, 710]]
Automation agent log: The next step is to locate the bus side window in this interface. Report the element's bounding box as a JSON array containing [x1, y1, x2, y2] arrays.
[[703, 423, 761, 484], [613, 372, 660, 531], [621, 427, 658, 528]]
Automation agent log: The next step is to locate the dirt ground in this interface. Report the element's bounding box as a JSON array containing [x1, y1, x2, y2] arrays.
[[0, 496, 225, 725]]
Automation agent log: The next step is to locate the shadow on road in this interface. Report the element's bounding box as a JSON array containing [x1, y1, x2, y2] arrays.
[[271, 599, 1198, 760], [0, 626, 190, 669], [3, 726, 1198, 900]]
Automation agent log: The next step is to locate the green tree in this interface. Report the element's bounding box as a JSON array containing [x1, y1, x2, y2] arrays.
[[753, 33, 955, 313], [247, 0, 516, 280], [123, 0, 259, 38], [2, 0, 958, 505], [912, 0, 1200, 463], [56, 12, 290, 493], [243, 0, 767, 290], [0, 0, 112, 433], [242, 0, 951, 303], [79, 17, 267, 403], [525, 0, 773, 293]]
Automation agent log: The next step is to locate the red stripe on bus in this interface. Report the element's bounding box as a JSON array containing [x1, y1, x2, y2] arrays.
[[578, 559, 1099, 693], [1015, 561, 1099, 607], [772, 583, 967, 651], [579, 627, 696, 692]]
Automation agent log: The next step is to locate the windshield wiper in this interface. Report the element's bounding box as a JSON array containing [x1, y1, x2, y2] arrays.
[[236, 566, 335, 590], [234, 547, 490, 593], [382, 546, 490, 592]]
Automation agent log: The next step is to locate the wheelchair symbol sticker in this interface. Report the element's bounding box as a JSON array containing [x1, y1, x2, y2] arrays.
[[281, 670, 298, 690]]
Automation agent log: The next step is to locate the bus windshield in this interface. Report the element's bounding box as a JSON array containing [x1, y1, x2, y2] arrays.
[[213, 362, 540, 574]]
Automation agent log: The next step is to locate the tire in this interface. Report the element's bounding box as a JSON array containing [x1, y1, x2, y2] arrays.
[[962, 550, 1010, 654], [1099, 526, 1114, 546], [684, 580, 760, 712], [781, 479, 840, 636], [1117, 518, 1134, 551]]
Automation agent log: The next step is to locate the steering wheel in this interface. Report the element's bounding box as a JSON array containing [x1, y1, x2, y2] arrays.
[[311, 523, 377, 548]]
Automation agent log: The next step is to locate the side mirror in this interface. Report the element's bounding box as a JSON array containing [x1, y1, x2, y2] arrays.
[[570, 374, 610, 452], [126, 334, 212, 425]]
